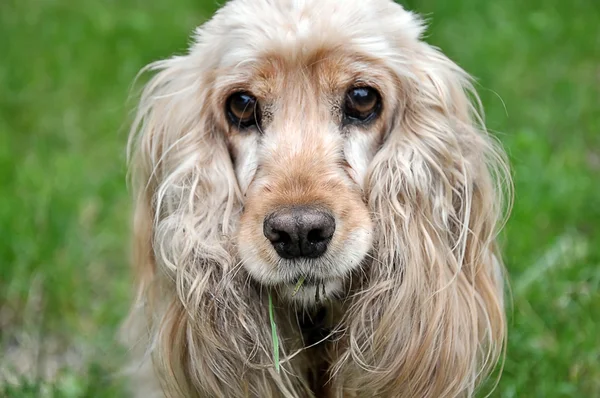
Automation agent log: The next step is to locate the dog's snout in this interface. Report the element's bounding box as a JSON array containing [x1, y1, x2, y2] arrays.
[[263, 207, 335, 259]]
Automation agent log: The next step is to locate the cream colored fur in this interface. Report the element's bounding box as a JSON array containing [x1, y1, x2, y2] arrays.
[[122, 0, 512, 397]]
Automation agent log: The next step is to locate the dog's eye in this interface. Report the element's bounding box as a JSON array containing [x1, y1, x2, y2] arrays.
[[343, 86, 381, 123], [226, 92, 260, 129]]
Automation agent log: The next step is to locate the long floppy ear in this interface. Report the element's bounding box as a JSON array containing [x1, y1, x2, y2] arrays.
[[333, 38, 511, 397], [123, 49, 241, 396], [123, 42, 308, 397]]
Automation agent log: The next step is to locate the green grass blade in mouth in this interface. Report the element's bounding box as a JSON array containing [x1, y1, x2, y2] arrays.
[[292, 275, 306, 297], [268, 292, 280, 373]]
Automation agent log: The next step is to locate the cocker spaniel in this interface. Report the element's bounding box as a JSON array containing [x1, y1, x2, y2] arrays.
[[122, 0, 511, 397]]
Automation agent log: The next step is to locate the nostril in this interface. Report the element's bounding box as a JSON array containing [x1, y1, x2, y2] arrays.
[[271, 229, 292, 244], [264, 213, 302, 259], [307, 228, 329, 243]]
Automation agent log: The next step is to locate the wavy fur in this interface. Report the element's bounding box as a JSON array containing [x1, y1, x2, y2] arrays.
[[122, 1, 511, 397]]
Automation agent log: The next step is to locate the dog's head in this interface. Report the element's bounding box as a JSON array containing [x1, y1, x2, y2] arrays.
[[128, 0, 511, 396]]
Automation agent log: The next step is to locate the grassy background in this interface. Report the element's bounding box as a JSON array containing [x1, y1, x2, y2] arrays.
[[1, 0, 598, 396]]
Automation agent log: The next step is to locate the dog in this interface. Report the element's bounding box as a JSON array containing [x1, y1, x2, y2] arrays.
[[122, 0, 511, 396]]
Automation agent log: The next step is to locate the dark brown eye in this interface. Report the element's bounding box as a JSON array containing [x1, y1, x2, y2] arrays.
[[226, 91, 260, 129], [343, 86, 381, 123]]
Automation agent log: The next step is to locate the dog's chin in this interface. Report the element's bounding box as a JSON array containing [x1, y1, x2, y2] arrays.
[[247, 270, 349, 306], [241, 258, 356, 306]]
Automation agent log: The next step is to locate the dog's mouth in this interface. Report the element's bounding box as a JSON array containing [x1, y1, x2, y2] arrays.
[[286, 275, 327, 287], [280, 274, 342, 304]]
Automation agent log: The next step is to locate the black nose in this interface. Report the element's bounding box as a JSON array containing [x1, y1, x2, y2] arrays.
[[263, 207, 335, 259]]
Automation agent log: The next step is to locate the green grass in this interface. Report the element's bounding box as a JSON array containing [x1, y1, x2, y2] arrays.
[[1, 0, 598, 396]]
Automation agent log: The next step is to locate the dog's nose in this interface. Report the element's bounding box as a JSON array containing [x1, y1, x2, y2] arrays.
[[263, 207, 335, 259]]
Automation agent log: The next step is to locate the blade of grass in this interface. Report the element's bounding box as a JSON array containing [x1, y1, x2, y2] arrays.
[[268, 292, 280, 373], [292, 276, 306, 297]]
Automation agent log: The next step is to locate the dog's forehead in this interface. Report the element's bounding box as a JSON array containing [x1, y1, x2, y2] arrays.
[[244, 51, 382, 99], [194, 0, 424, 72]]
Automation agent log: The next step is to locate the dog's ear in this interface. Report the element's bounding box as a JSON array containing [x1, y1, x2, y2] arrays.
[[127, 52, 240, 297], [124, 47, 259, 395], [335, 42, 511, 397], [125, 51, 241, 395]]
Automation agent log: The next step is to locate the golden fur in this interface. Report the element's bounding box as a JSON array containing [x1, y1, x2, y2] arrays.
[[122, 0, 512, 397]]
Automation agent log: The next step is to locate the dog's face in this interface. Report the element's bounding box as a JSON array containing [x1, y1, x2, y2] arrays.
[[198, 1, 412, 304], [224, 51, 401, 302]]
